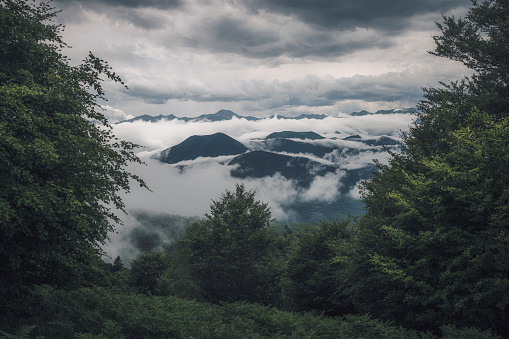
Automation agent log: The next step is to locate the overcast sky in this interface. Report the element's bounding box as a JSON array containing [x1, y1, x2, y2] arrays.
[[52, 0, 473, 119]]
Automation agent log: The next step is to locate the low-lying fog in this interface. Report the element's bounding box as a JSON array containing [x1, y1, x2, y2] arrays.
[[103, 111, 415, 263]]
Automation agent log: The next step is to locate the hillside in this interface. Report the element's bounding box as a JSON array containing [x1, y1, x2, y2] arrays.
[[153, 126, 393, 222], [265, 131, 325, 140], [260, 138, 337, 157], [159, 132, 248, 164], [229, 151, 336, 188]]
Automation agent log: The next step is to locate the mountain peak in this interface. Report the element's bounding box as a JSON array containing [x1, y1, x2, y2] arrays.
[[196, 110, 237, 121], [194, 109, 259, 122], [216, 109, 236, 117], [159, 132, 248, 164]]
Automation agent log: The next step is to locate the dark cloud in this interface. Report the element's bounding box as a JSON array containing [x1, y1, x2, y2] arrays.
[[53, 0, 175, 29], [179, 16, 280, 56], [165, 0, 469, 60], [55, 0, 183, 10], [123, 9, 168, 30], [123, 71, 426, 110], [244, 0, 470, 30], [52, 0, 473, 118], [178, 15, 393, 59], [54, 0, 470, 60]]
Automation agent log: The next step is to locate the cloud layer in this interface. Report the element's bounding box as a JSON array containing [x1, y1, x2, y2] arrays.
[[52, 0, 472, 118], [102, 111, 414, 260], [112, 112, 414, 220]]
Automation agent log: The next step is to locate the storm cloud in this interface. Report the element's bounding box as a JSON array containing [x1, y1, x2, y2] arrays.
[[51, 0, 473, 123], [246, 0, 469, 30], [56, 0, 183, 9], [120, 66, 465, 116], [176, 13, 394, 59]]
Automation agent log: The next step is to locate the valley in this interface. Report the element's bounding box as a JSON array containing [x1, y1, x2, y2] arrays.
[[146, 109, 410, 221]]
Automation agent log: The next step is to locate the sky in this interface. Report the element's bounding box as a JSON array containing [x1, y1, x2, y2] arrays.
[[52, 0, 473, 120]]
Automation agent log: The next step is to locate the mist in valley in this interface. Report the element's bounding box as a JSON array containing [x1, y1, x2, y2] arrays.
[[103, 111, 415, 262]]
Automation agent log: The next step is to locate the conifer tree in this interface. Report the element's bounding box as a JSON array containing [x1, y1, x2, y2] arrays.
[[348, 1, 509, 336], [178, 184, 275, 303], [112, 256, 124, 273]]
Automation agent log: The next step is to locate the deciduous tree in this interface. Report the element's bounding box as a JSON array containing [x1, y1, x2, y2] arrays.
[[0, 0, 147, 302], [356, 111, 509, 334]]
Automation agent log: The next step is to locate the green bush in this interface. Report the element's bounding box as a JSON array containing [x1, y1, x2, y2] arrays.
[[0, 286, 500, 338]]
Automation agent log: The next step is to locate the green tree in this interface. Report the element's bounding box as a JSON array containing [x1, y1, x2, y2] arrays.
[[355, 112, 509, 334], [408, 0, 509, 157], [347, 1, 509, 335], [284, 220, 355, 316], [130, 250, 167, 295], [431, 0, 509, 118], [178, 184, 277, 303], [0, 0, 147, 302], [112, 256, 124, 273]]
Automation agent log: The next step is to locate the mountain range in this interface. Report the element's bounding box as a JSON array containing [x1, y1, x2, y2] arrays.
[[119, 108, 417, 124], [155, 127, 401, 221]]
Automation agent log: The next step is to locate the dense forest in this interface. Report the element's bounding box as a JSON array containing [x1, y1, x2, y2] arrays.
[[1, 0, 508, 338]]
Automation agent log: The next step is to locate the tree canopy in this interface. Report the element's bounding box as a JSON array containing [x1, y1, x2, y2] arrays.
[[431, 0, 509, 118], [176, 183, 277, 303], [409, 0, 509, 157], [348, 0, 509, 335], [0, 0, 147, 299]]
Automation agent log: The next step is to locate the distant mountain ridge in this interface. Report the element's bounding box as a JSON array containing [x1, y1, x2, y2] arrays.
[[350, 108, 418, 116], [266, 131, 325, 140], [156, 131, 395, 192], [194, 110, 258, 122], [118, 108, 417, 124], [119, 109, 258, 123], [147, 111, 409, 222], [229, 151, 336, 188]]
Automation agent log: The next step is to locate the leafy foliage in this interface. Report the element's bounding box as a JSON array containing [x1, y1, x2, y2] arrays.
[[2, 285, 498, 339], [0, 0, 147, 303], [356, 112, 509, 332], [175, 183, 280, 303], [129, 250, 168, 295], [410, 0, 509, 157], [112, 256, 124, 273], [284, 220, 355, 316]]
